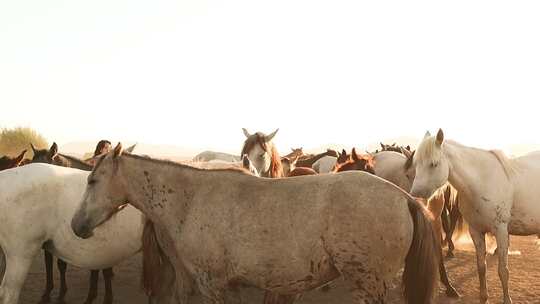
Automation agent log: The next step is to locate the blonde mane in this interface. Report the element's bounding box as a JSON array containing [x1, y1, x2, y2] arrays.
[[489, 149, 518, 179], [415, 136, 444, 166], [416, 135, 518, 180]]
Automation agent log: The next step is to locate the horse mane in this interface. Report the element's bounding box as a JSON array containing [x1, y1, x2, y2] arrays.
[[269, 145, 283, 178], [141, 219, 164, 296], [288, 167, 317, 177], [404, 150, 416, 170], [117, 153, 252, 176], [489, 149, 517, 179], [415, 136, 444, 166], [56, 153, 94, 171]]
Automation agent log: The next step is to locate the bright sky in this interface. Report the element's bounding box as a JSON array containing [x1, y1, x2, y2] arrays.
[[1, 0, 539, 153]]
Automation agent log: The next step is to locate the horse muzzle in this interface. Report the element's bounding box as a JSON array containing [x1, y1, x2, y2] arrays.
[[71, 215, 94, 239]]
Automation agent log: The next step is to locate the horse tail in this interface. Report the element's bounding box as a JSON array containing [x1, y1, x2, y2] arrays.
[[452, 194, 466, 239], [403, 198, 439, 304], [141, 219, 163, 297]]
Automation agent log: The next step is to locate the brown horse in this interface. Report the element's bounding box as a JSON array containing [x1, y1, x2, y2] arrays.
[[333, 148, 375, 174], [295, 149, 338, 168], [287, 166, 318, 177], [283, 148, 304, 160], [0, 150, 27, 171], [30, 142, 114, 304]]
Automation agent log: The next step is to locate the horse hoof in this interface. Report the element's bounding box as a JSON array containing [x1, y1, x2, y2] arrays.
[[446, 287, 460, 298]]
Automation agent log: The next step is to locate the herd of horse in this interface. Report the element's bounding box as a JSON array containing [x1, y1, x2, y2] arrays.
[[0, 128, 538, 304]]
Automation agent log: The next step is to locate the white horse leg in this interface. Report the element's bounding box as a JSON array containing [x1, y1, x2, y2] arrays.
[[495, 226, 512, 304], [0, 253, 35, 304], [469, 227, 489, 303]]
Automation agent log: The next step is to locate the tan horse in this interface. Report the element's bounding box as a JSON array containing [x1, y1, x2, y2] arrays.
[[72, 144, 440, 304], [335, 149, 459, 298], [241, 128, 283, 178]]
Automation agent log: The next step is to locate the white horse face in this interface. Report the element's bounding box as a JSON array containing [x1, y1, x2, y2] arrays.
[[410, 129, 450, 199], [241, 128, 278, 176], [72, 144, 128, 239]]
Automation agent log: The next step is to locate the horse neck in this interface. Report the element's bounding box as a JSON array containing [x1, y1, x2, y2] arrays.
[[57, 154, 93, 171], [444, 141, 509, 198], [297, 151, 329, 168], [119, 156, 203, 229]]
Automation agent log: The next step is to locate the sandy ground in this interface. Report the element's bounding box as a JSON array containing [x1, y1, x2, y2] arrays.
[[19, 235, 540, 304]]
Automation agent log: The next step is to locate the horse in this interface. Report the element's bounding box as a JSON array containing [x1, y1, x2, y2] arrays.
[[240, 128, 283, 178], [335, 148, 459, 298], [192, 151, 241, 163], [71, 143, 440, 304], [283, 148, 304, 160], [30, 142, 135, 304], [281, 155, 299, 177], [312, 156, 337, 173], [294, 149, 339, 168], [409, 129, 540, 304], [288, 166, 317, 177], [0, 150, 27, 171], [332, 148, 375, 174], [0, 164, 143, 304]]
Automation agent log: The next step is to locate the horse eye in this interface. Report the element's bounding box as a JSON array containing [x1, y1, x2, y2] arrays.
[[259, 153, 265, 159], [88, 179, 97, 185]]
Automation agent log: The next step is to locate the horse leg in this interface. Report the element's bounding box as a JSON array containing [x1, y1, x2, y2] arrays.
[[102, 268, 114, 304], [495, 226, 512, 304], [446, 205, 461, 258], [0, 248, 39, 304], [470, 227, 489, 303], [56, 259, 68, 303], [84, 270, 99, 304], [40, 251, 54, 303], [437, 243, 459, 297]]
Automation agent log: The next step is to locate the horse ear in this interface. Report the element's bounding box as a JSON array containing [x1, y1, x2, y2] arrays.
[[113, 142, 123, 158], [436, 129, 444, 146], [406, 145, 411, 151], [265, 128, 279, 142], [125, 143, 137, 154], [424, 131, 431, 138], [30, 143, 37, 153], [401, 147, 413, 159], [380, 143, 385, 150], [50, 142, 58, 157], [242, 128, 251, 138], [352, 148, 360, 161], [14, 150, 27, 165], [341, 149, 347, 156]]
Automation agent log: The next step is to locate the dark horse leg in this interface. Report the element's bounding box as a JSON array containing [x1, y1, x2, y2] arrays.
[[438, 242, 459, 298], [57, 259, 68, 303], [40, 251, 54, 303], [103, 268, 114, 304], [446, 202, 462, 258], [263, 292, 297, 304], [84, 270, 100, 304]]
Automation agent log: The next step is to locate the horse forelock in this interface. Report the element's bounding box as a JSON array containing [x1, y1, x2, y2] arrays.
[[240, 133, 268, 156], [415, 136, 444, 166]]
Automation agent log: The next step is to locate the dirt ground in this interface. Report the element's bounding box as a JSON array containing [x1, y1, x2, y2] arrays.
[[19, 235, 540, 304]]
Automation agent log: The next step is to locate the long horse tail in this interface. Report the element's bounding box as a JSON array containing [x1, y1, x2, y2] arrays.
[[452, 193, 466, 239], [141, 219, 163, 297], [403, 198, 439, 304]]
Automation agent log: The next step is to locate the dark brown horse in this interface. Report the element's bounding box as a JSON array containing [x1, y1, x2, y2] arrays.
[[30, 142, 114, 304], [294, 149, 338, 168], [0, 149, 27, 171]]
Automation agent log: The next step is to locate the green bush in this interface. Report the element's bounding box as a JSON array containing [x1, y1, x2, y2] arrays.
[[0, 127, 48, 158]]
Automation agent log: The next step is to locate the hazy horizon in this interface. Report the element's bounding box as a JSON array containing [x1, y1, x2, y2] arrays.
[[2, 1, 539, 154]]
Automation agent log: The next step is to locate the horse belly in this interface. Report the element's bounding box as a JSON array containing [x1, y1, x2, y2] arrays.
[[509, 199, 540, 236]]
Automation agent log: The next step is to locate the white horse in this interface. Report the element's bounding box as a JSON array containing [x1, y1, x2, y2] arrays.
[[192, 151, 240, 163], [409, 129, 540, 304], [0, 164, 143, 304]]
